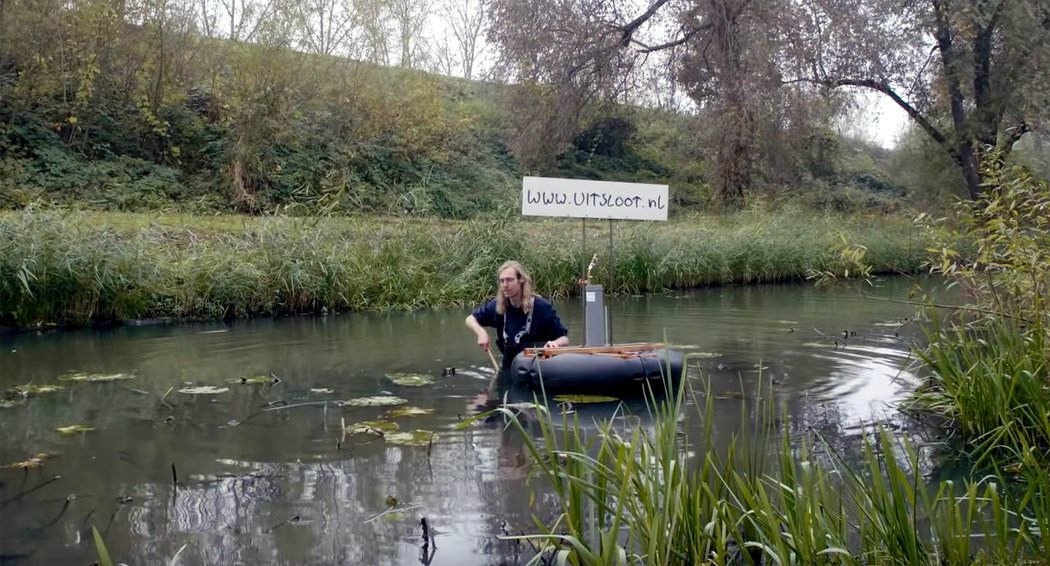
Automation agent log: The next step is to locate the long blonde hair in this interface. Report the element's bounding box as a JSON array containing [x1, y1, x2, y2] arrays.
[[495, 260, 536, 315]]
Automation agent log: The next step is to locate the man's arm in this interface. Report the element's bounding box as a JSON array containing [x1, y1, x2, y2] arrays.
[[539, 300, 569, 348], [465, 315, 492, 351]]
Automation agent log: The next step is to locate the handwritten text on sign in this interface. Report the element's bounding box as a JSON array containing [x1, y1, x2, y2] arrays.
[[521, 177, 669, 221]]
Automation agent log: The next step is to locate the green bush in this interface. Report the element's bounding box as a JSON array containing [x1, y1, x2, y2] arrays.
[[908, 155, 1050, 458]]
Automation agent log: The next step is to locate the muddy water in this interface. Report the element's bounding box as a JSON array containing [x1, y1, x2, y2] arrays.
[[0, 277, 933, 565]]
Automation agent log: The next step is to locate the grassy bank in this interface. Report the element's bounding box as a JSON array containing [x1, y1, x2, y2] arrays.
[[0, 206, 925, 328]]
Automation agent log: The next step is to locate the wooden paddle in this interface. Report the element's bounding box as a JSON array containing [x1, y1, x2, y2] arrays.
[[485, 346, 501, 392]]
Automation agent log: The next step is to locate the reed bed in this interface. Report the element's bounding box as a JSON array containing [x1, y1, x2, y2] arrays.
[[0, 206, 925, 327], [479, 378, 1050, 565]]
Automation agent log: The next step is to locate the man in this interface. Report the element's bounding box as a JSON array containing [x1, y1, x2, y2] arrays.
[[465, 260, 569, 369]]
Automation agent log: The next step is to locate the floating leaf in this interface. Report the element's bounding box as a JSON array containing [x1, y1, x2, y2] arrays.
[[345, 420, 399, 435], [178, 386, 230, 395], [59, 373, 135, 383], [56, 424, 95, 434], [336, 396, 408, 407], [682, 351, 721, 358], [228, 375, 277, 385], [385, 373, 435, 387], [7, 384, 64, 396], [385, 430, 436, 446], [553, 394, 619, 404], [310, 388, 334, 394], [3, 452, 53, 469], [385, 406, 434, 418]]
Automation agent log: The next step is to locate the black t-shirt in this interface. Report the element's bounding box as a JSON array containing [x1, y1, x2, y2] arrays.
[[472, 296, 568, 366]]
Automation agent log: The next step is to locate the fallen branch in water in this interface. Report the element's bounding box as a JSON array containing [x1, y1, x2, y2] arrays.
[[0, 475, 62, 507], [363, 503, 421, 524], [243, 401, 330, 422]]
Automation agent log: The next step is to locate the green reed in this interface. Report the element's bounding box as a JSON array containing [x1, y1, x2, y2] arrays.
[[905, 316, 1050, 463], [478, 375, 1049, 565], [0, 206, 925, 327]]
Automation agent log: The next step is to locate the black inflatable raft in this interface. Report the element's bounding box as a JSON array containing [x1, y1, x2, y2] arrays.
[[509, 343, 684, 393]]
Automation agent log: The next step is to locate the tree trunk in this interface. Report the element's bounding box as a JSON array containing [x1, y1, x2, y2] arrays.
[[715, 122, 749, 208], [958, 141, 983, 200], [709, 0, 751, 209]]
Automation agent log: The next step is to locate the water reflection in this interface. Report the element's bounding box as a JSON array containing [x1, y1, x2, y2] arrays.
[[0, 277, 938, 565]]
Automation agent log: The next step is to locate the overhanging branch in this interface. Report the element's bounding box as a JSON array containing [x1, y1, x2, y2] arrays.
[[628, 26, 705, 53], [787, 76, 959, 163]]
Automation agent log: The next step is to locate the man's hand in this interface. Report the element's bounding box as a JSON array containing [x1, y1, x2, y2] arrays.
[[544, 336, 569, 349], [466, 315, 491, 352]]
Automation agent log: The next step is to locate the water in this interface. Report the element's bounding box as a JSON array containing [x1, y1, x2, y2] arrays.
[[0, 277, 934, 565]]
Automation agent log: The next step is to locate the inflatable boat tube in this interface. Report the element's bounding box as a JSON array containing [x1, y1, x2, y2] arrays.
[[509, 344, 684, 393]]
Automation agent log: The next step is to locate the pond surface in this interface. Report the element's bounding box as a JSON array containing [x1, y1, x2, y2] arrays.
[[0, 277, 935, 565]]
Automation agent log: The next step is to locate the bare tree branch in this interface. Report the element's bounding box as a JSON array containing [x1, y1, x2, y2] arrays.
[[616, 0, 675, 47]]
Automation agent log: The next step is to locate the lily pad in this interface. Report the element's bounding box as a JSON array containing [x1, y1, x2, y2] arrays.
[[3, 452, 53, 469], [385, 406, 435, 418], [310, 388, 334, 394], [385, 373, 435, 387], [178, 386, 230, 395], [59, 372, 135, 383], [56, 424, 95, 434], [337, 396, 408, 407], [553, 394, 620, 404], [345, 420, 400, 435], [385, 430, 436, 446]]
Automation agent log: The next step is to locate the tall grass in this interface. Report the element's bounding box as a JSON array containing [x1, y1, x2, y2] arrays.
[[905, 317, 1050, 460], [0, 206, 925, 327], [475, 377, 1050, 565]]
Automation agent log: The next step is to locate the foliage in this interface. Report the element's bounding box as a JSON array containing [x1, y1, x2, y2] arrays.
[[907, 156, 1050, 456], [479, 376, 1050, 565], [0, 0, 922, 216], [889, 126, 970, 204]]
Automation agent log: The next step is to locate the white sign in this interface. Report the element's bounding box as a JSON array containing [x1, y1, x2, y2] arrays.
[[521, 177, 669, 221]]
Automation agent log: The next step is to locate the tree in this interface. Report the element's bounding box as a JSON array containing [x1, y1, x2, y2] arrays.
[[355, 0, 391, 64], [488, 0, 795, 206], [677, 0, 758, 208], [292, 0, 359, 55], [437, 0, 489, 79], [782, 0, 1050, 199], [387, 0, 429, 68], [486, 0, 648, 171], [214, 0, 280, 41]]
